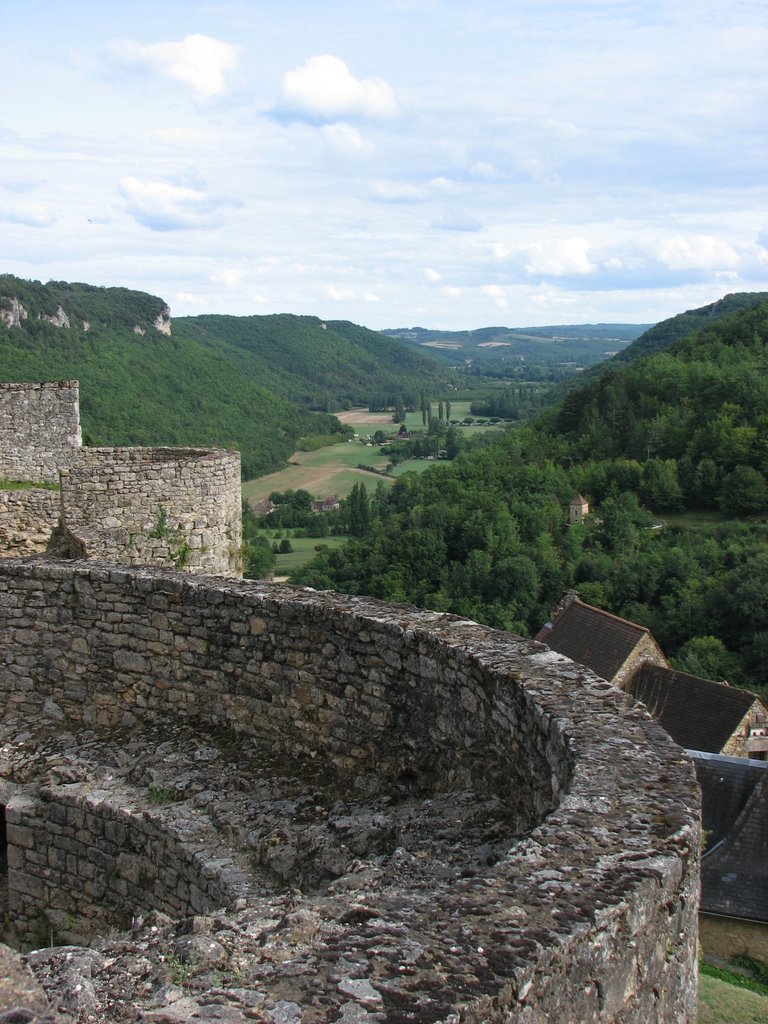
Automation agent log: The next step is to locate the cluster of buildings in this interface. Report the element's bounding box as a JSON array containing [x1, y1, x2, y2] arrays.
[[536, 590, 768, 962]]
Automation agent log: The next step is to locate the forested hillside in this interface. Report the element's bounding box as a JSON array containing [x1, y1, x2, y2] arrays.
[[610, 291, 768, 365], [551, 298, 768, 512], [175, 313, 443, 409], [293, 297, 768, 695], [0, 276, 441, 476]]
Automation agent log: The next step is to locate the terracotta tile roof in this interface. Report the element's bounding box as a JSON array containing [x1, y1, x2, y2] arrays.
[[534, 599, 654, 683], [692, 752, 768, 923], [627, 664, 760, 754]]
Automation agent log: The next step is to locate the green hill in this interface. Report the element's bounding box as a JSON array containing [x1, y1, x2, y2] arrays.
[[0, 275, 442, 476], [292, 295, 768, 692], [552, 296, 768, 501], [175, 312, 443, 409], [611, 291, 768, 365]]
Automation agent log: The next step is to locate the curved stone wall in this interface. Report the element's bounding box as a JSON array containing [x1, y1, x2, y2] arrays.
[[58, 446, 242, 575], [0, 559, 700, 1022], [2, 783, 255, 943]]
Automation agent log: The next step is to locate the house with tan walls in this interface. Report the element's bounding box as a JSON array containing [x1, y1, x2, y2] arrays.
[[627, 664, 768, 758], [534, 594, 669, 689]]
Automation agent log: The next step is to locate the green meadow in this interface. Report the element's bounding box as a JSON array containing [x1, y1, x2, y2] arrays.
[[242, 405, 505, 506]]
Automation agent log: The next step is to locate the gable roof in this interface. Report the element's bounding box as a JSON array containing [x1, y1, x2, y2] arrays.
[[626, 664, 761, 754], [692, 752, 768, 923], [535, 599, 657, 684]]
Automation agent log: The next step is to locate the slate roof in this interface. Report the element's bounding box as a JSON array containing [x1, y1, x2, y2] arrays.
[[692, 751, 768, 923], [534, 599, 658, 684], [626, 664, 761, 754]]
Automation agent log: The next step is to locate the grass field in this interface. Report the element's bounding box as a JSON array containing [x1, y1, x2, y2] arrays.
[[242, 406, 504, 506], [268, 534, 348, 576], [698, 973, 768, 1023], [242, 438, 393, 505]]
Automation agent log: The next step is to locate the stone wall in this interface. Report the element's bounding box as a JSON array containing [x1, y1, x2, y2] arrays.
[[614, 632, 670, 690], [0, 381, 81, 483], [58, 446, 242, 575], [2, 785, 254, 943], [0, 559, 701, 1022], [699, 914, 768, 964], [0, 488, 60, 556], [721, 704, 763, 758]]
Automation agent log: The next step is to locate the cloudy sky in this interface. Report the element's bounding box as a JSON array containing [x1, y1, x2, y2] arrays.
[[2, 0, 766, 329]]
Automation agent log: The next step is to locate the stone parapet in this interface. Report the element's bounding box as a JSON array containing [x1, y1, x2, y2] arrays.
[[0, 560, 701, 1022]]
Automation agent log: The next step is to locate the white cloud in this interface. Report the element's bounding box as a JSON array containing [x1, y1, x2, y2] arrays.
[[429, 176, 461, 194], [326, 284, 356, 301], [432, 210, 483, 232], [470, 162, 500, 179], [370, 181, 425, 202], [326, 285, 380, 302], [174, 290, 206, 307], [119, 176, 233, 231], [482, 284, 508, 309], [425, 268, 442, 282], [282, 55, 397, 121], [109, 34, 237, 97], [656, 234, 740, 271], [0, 201, 56, 227], [4, 2, 766, 331], [151, 128, 214, 146], [524, 238, 595, 277], [210, 268, 245, 287], [320, 123, 373, 155]]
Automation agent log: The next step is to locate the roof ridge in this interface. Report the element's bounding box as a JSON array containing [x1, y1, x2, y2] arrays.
[[571, 598, 650, 635], [648, 665, 761, 704]]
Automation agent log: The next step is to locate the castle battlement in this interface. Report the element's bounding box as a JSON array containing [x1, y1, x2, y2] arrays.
[[0, 560, 701, 1021], [0, 382, 241, 575]]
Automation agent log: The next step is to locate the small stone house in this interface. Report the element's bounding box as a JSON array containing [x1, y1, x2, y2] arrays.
[[569, 494, 589, 524], [627, 663, 768, 758], [535, 596, 669, 690], [692, 751, 768, 961]]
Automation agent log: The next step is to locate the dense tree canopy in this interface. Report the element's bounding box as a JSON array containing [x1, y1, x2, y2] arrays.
[[293, 300, 768, 696]]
